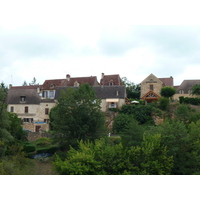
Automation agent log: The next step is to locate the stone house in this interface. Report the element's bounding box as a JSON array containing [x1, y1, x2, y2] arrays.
[[140, 73, 174, 103], [173, 80, 200, 100], [100, 73, 123, 86], [7, 74, 126, 132], [55, 85, 126, 112], [7, 85, 55, 132]]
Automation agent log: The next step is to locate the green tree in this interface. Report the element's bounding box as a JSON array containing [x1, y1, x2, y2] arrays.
[[0, 84, 13, 157], [122, 77, 141, 99], [146, 120, 189, 174], [191, 84, 200, 95], [50, 83, 106, 149], [160, 86, 176, 100], [29, 77, 39, 85], [22, 81, 28, 86], [53, 136, 173, 175]]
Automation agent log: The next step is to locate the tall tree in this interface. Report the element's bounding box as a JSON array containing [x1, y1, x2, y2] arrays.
[[50, 83, 106, 149], [0, 83, 13, 157], [29, 77, 39, 85], [122, 77, 141, 99], [192, 84, 200, 95]]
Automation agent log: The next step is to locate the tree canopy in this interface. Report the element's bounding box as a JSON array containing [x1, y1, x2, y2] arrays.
[[192, 84, 200, 95], [50, 83, 107, 149], [160, 86, 176, 99], [122, 77, 140, 99]]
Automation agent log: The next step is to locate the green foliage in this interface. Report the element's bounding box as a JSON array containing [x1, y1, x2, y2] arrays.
[[23, 142, 36, 153], [53, 137, 173, 175], [119, 104, 158, 125], [158, 97, 170, 110], [36, 145, 58, 154], [0, 84, 13, 157], [122, 77, 141, 99], [50, 83, 107, 149], [36, 137, 52, 147], [8, 112, 27, 141], [191, 84, 200, 95], [0, 152, 34, 175], [160, 86, 176, 99], [174, 104, 192, 124], [180, 96, 200, 105], [179, 96, 184, 104]]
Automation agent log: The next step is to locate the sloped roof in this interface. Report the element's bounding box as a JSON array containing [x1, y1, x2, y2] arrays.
[[55, 86, 126, 99], [42, 79, 67, 90], [7, 88, 41, 104], [159, 77, 174, 87], [176, 80, 200, 93], [11, 85, 42, 89], [66, 76, 99, 86], [100, 74, 123, 86]]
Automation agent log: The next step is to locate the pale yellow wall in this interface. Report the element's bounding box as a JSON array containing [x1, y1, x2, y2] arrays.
[[173, 93, 200, 101], [8, 102, 56, 132], [100, 99, 125, 112]]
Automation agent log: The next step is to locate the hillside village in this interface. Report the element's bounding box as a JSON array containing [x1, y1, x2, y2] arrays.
[[6, 72, 200, 132], [6, 72, 200, 133]]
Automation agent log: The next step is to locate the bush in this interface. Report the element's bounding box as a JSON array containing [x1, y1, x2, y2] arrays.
[[36, 137, 52, 147], [159, 97, 170, 110], [36, 145, 58, 154], [23, 142, 36, 153]]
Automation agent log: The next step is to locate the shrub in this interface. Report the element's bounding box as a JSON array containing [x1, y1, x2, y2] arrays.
[[36, 145, 58, 154], [23, 142, 36, 153], [159, 97, 170, 110]]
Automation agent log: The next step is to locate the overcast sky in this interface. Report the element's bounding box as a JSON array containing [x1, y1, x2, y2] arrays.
[[1, 0, 200, 87]]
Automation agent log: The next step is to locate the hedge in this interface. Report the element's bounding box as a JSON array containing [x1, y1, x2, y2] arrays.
[[179, 96, 200, 105]]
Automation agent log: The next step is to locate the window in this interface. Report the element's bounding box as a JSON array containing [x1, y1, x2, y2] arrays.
[[179, 90, 184, 94], [109, 80, 114, 86], [25, 106, 28, 113], [150, 84, 154, 91], [49, 91, 55, 99], [74, 81, 80, 87], [23, 118, 33, 123], [10, 106, 14, 112], [20, 96, 26, 102], [109, 102, 116, 108], [45, 108, 49, 115]]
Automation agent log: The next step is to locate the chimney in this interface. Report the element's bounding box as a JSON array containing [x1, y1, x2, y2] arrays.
[[9, 84, 12, 89], [37, 86, 40, 93], [101, 73, 104, 79], [66, 74, 70, 81]]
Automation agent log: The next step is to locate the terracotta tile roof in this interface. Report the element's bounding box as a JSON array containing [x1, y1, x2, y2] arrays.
[[66, 76, 99, 86], [42, 79, 67, 90], [100, 74, 123, 86], [159, 77, 174, 87]]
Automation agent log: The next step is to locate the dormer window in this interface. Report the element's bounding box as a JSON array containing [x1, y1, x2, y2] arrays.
[[20, 96, 26, 102], [74, 81, 80, 87], [50, 84, 55, 88], [109, 80, 114, 86]]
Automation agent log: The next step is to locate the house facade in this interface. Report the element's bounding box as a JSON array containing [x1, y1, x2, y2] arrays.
[[7, 86, 55, 132], [55, 85, 126, 112], [173, 80, 200, 100], [7, 74, 126, 132], [140, 73, 174, 103]]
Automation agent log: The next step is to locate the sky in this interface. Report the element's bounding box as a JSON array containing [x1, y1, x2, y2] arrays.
[[1, 0, 200, 87]]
